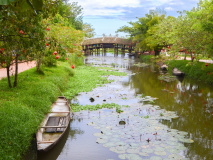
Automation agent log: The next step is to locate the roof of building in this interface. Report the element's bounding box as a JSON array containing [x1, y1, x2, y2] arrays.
[[82, 37, 133, 45]]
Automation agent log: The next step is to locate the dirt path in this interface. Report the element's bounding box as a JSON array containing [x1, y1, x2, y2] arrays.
[[0, 61, 36, 80]]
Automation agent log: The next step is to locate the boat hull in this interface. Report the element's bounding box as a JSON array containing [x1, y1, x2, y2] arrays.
[[36, 96, 71, 151]]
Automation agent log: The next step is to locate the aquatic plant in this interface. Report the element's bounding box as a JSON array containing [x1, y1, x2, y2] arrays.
[[64, 65, 126, 99], [71, 103, 126, 112]]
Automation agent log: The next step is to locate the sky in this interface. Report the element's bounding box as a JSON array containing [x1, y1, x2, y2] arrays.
[[69, 0, 200, 38]]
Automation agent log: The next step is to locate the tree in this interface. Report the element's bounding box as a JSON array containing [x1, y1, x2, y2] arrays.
[[58, 0, 83, 30], [0, 0, 59, 87], [117, 10, 165, 54], [83, 23, 95, 38]]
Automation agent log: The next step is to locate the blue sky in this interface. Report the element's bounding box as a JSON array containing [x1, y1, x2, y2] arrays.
[[69, 0, 200, 37]]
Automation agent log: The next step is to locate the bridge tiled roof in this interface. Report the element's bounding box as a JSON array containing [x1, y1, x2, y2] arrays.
[[82, 37, 133, 45]]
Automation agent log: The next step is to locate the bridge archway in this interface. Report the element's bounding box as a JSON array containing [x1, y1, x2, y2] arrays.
[[82, 37, 136, 56]]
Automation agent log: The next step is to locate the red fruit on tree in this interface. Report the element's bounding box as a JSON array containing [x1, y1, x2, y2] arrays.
[[47, 27, 50, 31], [1, 48, 4, 51], [66, 57, 68, 60], [193, 56, 195, 59], [46, 43, 49, 46], [19, 30, 24, 34], [53, 51, 57, 55], [205, 63, 208, 67], [139, 53, 140, 55], [71, 65, 75, 69], [56, 55, 59, 59]]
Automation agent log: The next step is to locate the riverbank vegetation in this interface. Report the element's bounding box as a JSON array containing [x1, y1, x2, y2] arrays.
[[117, 0, 213, 84], [167, 60, 213, 84], [0, 62, 127, 159], [117, 0, 213, 61], [0, 62, 73, 159], [0, 0, 96, 159], [0, 0, 94, 88], [64, 65, 127, 99]]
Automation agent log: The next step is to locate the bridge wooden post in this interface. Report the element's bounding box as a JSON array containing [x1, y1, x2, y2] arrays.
[[101, 44, 104, 56]]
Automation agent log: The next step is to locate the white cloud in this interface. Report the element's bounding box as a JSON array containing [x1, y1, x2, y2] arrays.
[[165, 7, 174, 11], [72, 0, 141, 16], [84, 8, 126, 16]]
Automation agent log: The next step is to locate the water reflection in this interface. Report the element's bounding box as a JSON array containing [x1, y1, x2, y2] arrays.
[[129, 65, 213, 160]]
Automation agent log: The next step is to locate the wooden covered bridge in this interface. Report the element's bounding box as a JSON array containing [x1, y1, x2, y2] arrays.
[[82, 37, 136, 55]]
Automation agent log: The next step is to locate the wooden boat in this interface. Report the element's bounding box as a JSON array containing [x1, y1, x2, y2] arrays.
[[172, 67, 185, 76], [36, 96, 71, 151]]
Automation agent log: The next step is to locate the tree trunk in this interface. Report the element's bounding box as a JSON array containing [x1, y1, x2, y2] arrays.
[[184, 52, 186, 60], [6, 65, 12, 88], [36, 57, 42, 72], [190, 52, 194, 62], [13, 55, 18, 87]]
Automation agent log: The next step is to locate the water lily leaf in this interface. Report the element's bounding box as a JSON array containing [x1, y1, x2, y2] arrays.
[[141, 148, 154, 153], [167, 148, 180, 154], [109, 146, 126, 154], [118, 154, 127, 159], [150, 156, 163, 160], [138, 152, 149, 156], [96, 138, 108, 144], [168, 154, 184, 159], [126, 148, 140, 154], [93, 133, 103, 137], [154, 151, 167, 156], [125, 154, 143, 160]]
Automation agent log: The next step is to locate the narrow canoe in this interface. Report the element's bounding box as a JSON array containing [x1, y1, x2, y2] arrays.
[[36, 96, 71, 151]]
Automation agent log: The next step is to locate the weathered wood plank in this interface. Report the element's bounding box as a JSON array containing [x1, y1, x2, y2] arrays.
[[41, 126, 67, 128]]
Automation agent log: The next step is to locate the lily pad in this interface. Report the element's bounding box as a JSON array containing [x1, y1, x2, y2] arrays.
[[154, 151, 167, 156]]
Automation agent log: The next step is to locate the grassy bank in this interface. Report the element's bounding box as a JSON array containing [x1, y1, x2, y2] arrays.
[[0, 62, 73, 160], [166, 60, 213, 84], [0, 62, 127, 159]]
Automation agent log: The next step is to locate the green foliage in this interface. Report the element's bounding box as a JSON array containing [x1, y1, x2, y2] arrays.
[[67, 53, 84, 67], [71, 103, 125, 112], [0, 62, 73, 160], [167, 60, 213, 84], [117, 1, 213, 59], [140, 55, 154, 62], [58, 1, 83, 30], [83, 23, 95, 38], [64, 65, 127, 99], [42, 50, 57, 66]]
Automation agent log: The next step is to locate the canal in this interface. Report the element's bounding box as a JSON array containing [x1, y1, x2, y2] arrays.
[[37, 53, 213, 160]]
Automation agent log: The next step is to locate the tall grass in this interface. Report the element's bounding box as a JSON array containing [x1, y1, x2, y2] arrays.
[[0, 62, 74, 160], [166, 60, 213, 84]]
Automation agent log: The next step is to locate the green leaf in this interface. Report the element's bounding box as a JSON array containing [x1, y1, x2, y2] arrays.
[[32, 0, 43, 11], [0, 0, 16, 5]]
